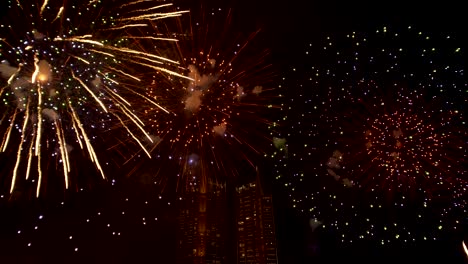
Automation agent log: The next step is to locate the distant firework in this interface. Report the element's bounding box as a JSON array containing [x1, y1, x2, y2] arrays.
[[272, 26, 467, 244], [0, 0, 187, 197], [118, 5, 278, 191]]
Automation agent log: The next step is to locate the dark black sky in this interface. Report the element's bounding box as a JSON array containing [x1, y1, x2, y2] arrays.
[[227, 0, 467, 64]]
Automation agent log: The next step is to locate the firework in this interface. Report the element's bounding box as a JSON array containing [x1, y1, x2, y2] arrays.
[[271, 26, 467, 244], [0, 0, 188, 197], [116, 5, 278, 192]]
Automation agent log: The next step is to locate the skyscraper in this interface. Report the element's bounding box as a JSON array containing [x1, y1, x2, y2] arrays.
[[236, 170, 278, 264], [176, 167, 277, 264], [176, 181, 228, 264]]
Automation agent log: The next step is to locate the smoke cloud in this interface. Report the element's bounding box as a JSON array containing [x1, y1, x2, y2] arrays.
[[42, 108, 59, 121], [213, 123, 227, 136], [185, 64, 219, 112]]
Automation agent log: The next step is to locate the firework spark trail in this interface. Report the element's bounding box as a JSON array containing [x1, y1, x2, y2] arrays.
[[115, 115, 152, 158], [128, 60, 192, 80], [34, 84, 43, 196], [121, 12, 190, 22], [111, 98, 155, 145], [39, 0, 49, 16], [70, 112, 84, 150], [106, 67, 141, 82], [25, 135, 34, 180], [15, 0, 23, 9], [51, 6, 64, 23], [36, 148, 42, 197], [88, 49, 115, 58], [464, 240, 468, 258], [105, 24, 151, 31], [0, 0, 188, 197], [120, 0, 163, 8], [69, 104, 105, 180], [70, 70, 108, 113], [54, 36, 104, 46], [1, 109, 17, 152], [106, 46, 181, 64], [55, 121, 69, 189], [127, 2, 173, 13], [126, 36, 179, 42], [10, 100, 30, 193]]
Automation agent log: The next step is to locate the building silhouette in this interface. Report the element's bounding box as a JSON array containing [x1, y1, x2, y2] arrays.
[[176, 180, 227, 264], [176, 167, 277, 264], [235, 169, 278, 264]]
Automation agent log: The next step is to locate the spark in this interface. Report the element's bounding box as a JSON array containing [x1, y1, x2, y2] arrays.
[[133, 91, 170, 114], [105, 67, 141, 82], [54, 37, 104, 46], [52, 6, 64, 23], [55, 121, 69, 189], [35, 84, 43, 196], [70, 55, 91, 65], [36, 148, 42, 197], [115, 115, 152, 158], [31, 55, 40, 84], [10, 101, 30, 193], [1, 109, 17, 152], [25, 135, 34, 180], [71, 70, 108, 113], [88, 49, 115, 58], [97, 73, 119, 85], [15, 0, 23, 10], [104, 85, 132, 106], [40, 0, 49, 16], [104, 24, 149, 31], [69, 104, 105, 179], [121, 1, 171, 9], [126, 36, 178, 42], [463, 240, 468, 258], [127, 3, 174, 13], [130, 60, 192, 80], [117, 10, 189, 22], [106, 46, 180, 64], [7, 65, 22, 85], [70, 115, 84, 150]]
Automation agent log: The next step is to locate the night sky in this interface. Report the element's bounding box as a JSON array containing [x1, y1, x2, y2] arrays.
[[0, 0, 467, 263]]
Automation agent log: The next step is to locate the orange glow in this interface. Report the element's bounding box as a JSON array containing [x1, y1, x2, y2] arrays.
[[37, 73, 48, 82]]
